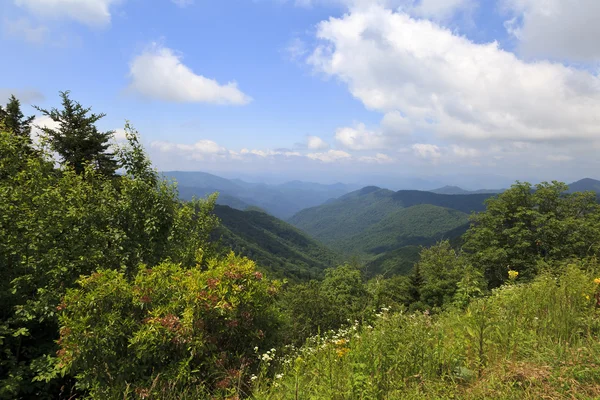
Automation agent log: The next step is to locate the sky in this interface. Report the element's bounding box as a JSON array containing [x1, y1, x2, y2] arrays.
[[2, 0, 600, 189]]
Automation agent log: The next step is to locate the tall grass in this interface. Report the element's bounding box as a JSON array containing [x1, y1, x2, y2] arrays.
[[252, 261, 600, 399]]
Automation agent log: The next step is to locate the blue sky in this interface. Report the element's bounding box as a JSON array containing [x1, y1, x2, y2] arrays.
[[2, 0, 600, 188]]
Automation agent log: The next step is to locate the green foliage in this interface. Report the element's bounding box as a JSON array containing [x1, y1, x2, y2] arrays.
[[416, 240, 485, 310], [365, 245, 421, 277], [464, 181, 600, 286], [0, 125, 218, 398], [34, 91, 119, 176], [0, 95, 34, 143], [279, 265, 370, 344], [254, 260, 600, 399], [58, 254, 281, 398], [213, 205, 339, 281], [289, 187, 488, 270]]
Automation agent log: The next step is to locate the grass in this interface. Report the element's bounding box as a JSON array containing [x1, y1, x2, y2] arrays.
[[250, 262, 600, 399]]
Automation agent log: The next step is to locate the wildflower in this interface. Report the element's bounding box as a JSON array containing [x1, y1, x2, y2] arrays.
[[275, 374, 283, 379], [250, 375, 257, 381], [336, 348, 350, 358], [594, 278, 600, 285], [254, 346, 258, 352], [508, 270, 519, 280]]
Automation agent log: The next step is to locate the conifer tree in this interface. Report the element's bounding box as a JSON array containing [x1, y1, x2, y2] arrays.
[[1, 95, 35, 143], [35, 91, 118, 176]]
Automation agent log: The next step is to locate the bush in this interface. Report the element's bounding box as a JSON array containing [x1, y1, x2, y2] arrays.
[[58, 253, 281, 398]]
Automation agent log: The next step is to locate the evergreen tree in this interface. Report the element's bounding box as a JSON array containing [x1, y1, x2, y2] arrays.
[[35, 91, 118, 176], [1, 95, 34, 143]]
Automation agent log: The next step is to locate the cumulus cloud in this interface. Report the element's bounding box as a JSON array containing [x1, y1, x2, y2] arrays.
[[501, 0, 600, 61], [307, 135, 329, 150], [307, 149, 352, 163], [127, 43, 252, 105], [151, 139, 229, 160], [14, 0, 120, 27], [308, 6, 600, 148], [112, 128, 128, 142], [335, 123, 386, 150], [412, 143, 441, 160]]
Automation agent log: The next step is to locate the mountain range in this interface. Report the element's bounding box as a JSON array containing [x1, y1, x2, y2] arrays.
[[164, 171, 358, 219], [174, 173, 600, 279]]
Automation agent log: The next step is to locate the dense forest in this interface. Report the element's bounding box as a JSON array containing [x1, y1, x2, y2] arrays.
[[2, 93, 600, 399]]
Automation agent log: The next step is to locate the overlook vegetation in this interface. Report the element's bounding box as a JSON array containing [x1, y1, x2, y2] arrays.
[[2, 93, 600, 399]]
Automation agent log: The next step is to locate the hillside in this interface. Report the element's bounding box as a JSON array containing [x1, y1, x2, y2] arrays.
[[289, 187, 492, 249], [213, 205, 340, 281], [431, 185, 504, 195], [164, 171, 356, 219], [337, 204, 470, 255], [567, 178, 600, 193]]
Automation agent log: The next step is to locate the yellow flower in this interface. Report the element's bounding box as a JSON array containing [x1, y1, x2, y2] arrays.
[[336, 348, 349, 358], [508, 270, 519, 280], [594, 278, 600, 285], [334, 339, 347, 346]]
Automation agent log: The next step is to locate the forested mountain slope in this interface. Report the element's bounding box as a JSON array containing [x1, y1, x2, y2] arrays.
[[289, 187, 492, 252], [213, 205, 340, 281]]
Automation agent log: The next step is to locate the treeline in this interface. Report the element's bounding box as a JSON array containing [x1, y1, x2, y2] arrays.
[[2, 93, 600, 398]]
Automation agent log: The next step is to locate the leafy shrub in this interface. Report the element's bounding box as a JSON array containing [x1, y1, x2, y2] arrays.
[[57, 253, 281, 398]]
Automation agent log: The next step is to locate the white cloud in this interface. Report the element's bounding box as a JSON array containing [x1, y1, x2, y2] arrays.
[[307, 135, 329, 150], [112, 128, 128, 142], [3, 18, 48, 44], [151, 139, 229, 160], [412, 143, 441, 159], [358, 153, 394, 163], [307, 149, 352, 163], [450, 145, 479, 158], [14, 0, 120, 27], [30, 115, 60, 145], [240, 148, 302, 157], [127, 43, 252, 105], [335, 123, 386, 150], [501, 0, 600, 61], [308, 7, 600, 147]]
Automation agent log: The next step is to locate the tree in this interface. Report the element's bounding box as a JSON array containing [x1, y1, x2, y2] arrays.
[[414, 240, 475, 310], [0, 123, 219, 398], [35, 91, 118, 176], [1, 95, 35, 143], [463, 181, 600, 287]]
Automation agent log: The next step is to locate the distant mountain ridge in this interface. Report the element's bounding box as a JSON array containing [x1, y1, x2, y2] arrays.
[[430, 178, 600, 195], [430, 185, 504, 195], [163, 171, 358, 219], [567, 178, 600, 194]]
